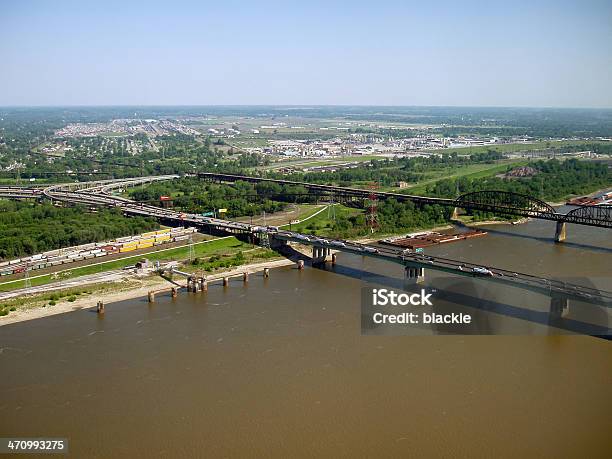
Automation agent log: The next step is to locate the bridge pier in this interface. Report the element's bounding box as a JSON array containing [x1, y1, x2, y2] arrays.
[[96, 301, 105, 314], [549, 296, 569, 325], [404, 266, 425, 284], [269, 237, 288, 250], [451, 206, 460, 220], [312, 246, 331, 265], [554, 221, 567, 243], [148, 291, 155, 303]]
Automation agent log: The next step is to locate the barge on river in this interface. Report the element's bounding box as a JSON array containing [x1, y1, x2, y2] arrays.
[[380, 230, 487, 250]]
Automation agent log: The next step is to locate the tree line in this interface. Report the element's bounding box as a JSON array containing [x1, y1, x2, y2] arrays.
[[425, 159, 611, 201], [129, 178, 291, 217], [328, 200, 451, 239], [0, 202, 159, 260]]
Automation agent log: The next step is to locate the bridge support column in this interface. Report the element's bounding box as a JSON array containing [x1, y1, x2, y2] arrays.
[[223, 277, 229, 287], [171, 287, 178, 298], [331, 253, 337, 265], [451, 206, 460, 220], [148, 291, 155, 303], [269, 237, 288, 250], [554, 221, 567, 243], [404, 266, 425, 284], [312, 246, 331, 265], [297, 260, 304, 270], [96, 301, 105, 314], [549, 296, 569, 324]]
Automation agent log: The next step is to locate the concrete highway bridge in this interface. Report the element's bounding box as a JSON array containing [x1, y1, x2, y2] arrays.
[[199, 172, 612, 242], [1, 177, 611, 329], [268, 231, 612, 308]]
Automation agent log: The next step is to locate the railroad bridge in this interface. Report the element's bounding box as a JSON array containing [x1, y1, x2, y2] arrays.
[[199, 172, 612, 242]]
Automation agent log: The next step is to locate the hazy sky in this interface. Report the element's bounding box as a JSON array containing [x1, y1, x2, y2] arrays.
[[1, 0, 611, 107]]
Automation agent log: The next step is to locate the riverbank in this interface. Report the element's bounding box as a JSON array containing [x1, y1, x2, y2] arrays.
[[0, 217, 533, 326], [0, 258, 294, 327]]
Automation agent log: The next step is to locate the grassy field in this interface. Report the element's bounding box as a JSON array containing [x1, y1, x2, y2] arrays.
[[255, 154, 388, 171], [236, 204, 325, 226], [282, 204, 328, 225], [227, 137, 269, 148], [256, 158, 526, 196], [184, 247, 279, 274], [0, 237, 250, 292], [403, 160, 528, 195], [289, 204, 363, 236], [428, 140, 608, 156]]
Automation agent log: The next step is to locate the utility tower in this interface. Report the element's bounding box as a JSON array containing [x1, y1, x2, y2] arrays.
[[327, 194, 336, 221], [188, 233, 195, 262], [365, 182, 380, 233], [24, 261, 31, 289]]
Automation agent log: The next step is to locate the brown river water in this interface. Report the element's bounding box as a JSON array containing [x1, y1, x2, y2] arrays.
[[1, 213, 611, 458]]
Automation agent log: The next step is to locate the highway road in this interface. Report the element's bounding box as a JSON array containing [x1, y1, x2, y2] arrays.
[[271, 229, 612, 308]]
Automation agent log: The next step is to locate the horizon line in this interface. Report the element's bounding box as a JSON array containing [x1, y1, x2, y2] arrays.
[[1, 104, 612, 111]]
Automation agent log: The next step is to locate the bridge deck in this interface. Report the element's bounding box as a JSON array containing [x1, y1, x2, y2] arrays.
[[271, 232, 612, 308]]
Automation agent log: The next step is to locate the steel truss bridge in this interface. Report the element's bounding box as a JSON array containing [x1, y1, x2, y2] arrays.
[[198, 173, 612, 233]]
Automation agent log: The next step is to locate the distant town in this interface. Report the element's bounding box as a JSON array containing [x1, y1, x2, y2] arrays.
[[16, 114, 602, 178]]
